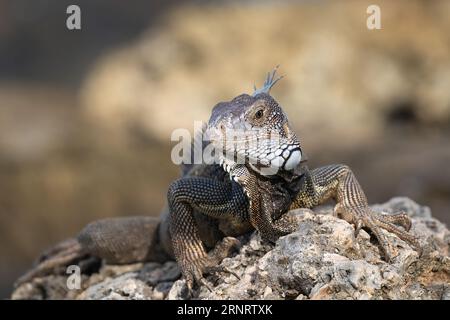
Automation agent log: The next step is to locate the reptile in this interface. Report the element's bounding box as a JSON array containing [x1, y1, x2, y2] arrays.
[[15, 67, 421, 294]]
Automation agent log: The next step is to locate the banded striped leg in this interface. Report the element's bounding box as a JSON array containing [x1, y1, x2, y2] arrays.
[[229, 163, 296, 243], [167, 177, 246, 292], [305, 165, 421, 261], [248, 178, 297, 242]]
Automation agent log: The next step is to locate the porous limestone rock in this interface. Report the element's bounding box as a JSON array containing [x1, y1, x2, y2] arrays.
[[11, 197, 449, 300]]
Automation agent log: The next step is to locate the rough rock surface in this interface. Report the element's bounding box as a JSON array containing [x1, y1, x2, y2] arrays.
[[11, 197, 449, 300]]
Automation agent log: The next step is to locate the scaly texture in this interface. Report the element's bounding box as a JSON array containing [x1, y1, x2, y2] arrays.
[[11, 198, 448, 300], [292, 165, 421, 261], [15, 69, 421, 295]]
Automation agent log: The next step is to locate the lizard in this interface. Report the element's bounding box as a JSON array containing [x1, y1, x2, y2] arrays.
[[15, 67, 421, 294]]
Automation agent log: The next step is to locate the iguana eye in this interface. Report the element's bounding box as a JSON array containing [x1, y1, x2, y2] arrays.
[[255, 109, 264, 119]]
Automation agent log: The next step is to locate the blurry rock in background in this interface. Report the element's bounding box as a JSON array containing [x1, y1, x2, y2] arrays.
[[0, 0, 449, 298], [82, 1, 450, 144]]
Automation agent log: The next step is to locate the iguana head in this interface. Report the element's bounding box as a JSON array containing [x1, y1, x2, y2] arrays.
[[206, 67, 302, 175]]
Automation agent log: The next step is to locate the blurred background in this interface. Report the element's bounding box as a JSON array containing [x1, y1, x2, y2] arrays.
[[1, 0, 449, 298]]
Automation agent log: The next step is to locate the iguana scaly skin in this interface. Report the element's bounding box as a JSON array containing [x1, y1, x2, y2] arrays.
[[16, 67, 421, 294]]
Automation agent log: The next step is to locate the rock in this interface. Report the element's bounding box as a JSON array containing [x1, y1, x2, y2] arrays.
[[137, 261, 180, 287], [79, 273, 152, 300], [153, 282, 173, 300], [167, 280, 189, 300], [11, 197, 450, 300]]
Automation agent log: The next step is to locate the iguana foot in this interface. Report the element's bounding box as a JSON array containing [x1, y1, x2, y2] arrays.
[[183, 237, 241, 294], [334, 203, 421, 261]]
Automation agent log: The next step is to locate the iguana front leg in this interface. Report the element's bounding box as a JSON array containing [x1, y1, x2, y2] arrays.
[[227, 162, 296, 242], [167, 175, 247, 291], [292, 164, 421, 261]]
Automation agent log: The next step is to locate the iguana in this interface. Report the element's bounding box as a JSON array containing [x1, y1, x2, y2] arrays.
[[15, 67, 421, 294]]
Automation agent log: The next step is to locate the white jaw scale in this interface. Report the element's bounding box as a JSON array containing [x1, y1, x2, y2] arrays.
[[284, 149, 302, 170], [247, 144, 302, 175], [220, 144, 302, 177], [220, 157, 241, 183]]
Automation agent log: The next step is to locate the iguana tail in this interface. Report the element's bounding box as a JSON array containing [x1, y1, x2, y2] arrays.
[[14, 238, 85, 287], [14, 216, 172, 288]]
